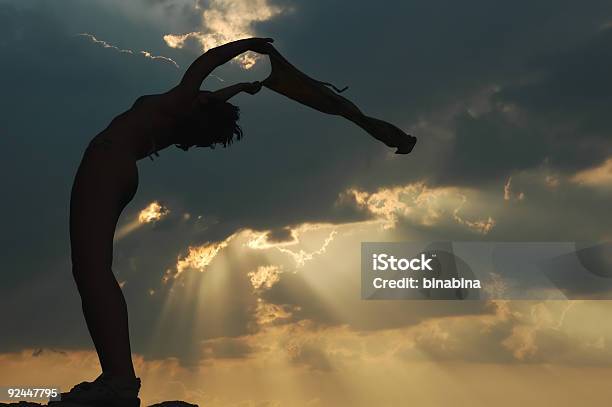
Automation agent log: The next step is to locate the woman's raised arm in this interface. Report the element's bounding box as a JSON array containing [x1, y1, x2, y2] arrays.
[[176, 38, 273, 97], [205, 81, 262, 102]]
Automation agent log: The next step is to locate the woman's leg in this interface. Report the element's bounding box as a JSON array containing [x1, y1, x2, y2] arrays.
[[69, 147, 138, 379]]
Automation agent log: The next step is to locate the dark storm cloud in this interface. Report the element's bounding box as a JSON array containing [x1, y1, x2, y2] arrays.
[[436, 111, 546, 184], [438, 26, 612, 184], [0, 2, 182, 353], [257, 0, 612, 187], [15, 0, 606, 240], [495, 27, 612, 173], [490, 179, 612, 241], [263, 226, 294, 243], [0, 0, 180, 273]]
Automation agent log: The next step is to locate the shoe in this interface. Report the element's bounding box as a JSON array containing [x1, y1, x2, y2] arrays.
[[49, 373, 141, 407]]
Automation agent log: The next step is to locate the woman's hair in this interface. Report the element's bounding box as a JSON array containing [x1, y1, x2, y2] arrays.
[[175, 98, 243, 151]]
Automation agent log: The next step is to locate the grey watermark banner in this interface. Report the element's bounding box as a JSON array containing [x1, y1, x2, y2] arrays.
[[361, 242, 612, 300]]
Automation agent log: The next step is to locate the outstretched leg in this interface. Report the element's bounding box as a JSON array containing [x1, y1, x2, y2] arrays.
[[261, 47, 417, 154], [69, 143, 139, 379]]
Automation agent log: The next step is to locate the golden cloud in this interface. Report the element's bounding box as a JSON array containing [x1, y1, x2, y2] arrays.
[[175, 234, 235, 276], [246, 229, 298, 250], [248, 265, 282, 290], [138, 201, 170, 224], [6, 301, 612, 406], [115, 201, 170, 240], [163, 0, 285, 69], [255, 298, 295, 325], [452, 195, 496, 234], [343, 182, 496, 234], [277, 230, 337, 267], [245, 224, 338, 267], [570, 157, 612, 189]]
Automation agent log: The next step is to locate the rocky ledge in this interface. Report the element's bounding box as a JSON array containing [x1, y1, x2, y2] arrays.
[[0, 401, 197, 407]]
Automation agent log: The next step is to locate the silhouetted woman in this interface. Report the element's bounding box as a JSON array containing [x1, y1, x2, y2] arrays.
[[57, 37, 274, 407]]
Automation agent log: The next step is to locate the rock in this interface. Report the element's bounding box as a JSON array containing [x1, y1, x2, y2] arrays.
[[0, 403, 42, 407], [0, 401, 197, 407]]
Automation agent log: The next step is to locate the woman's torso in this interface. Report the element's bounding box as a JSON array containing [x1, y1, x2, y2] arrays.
[[89, 94, 177, 161]]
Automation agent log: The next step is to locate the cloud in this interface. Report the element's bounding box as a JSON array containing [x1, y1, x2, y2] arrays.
[[200, 337, 255, 360], [4, 322, 612, 407], [77, 32, 134, 53], [163, 0, 286, 68], [390, 300, 612, 367], [476, 166, 612, 241], [498, 301, 612, 365], [570, 157, 612, 189], [172, 225, 324, 281], [174, 233, 236, 276], [452, 200, 496, 234], [115, 201, 171, 240], [248, 265, 282, 290], [78, 32, 179, 68], [504, 177, 512, 201], [503, 177, 524, 202], [139, 50, 181, 68], [287, 342, 333, 372], [545, 174, 560, 188], [139, 201, 171, 223], [277, 230, 337, 267], [489, 27, 612, 176], [246, 224, 339, 267], [254, 299, 295, 325], [246, 228, 299, 250], [31, 348, 67, 357], [341, 182, 496, 234]]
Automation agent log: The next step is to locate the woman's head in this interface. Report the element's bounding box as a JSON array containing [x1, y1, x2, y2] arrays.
[[175, 97, 243, 151]]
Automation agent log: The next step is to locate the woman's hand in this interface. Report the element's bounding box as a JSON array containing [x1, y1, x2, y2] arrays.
[[205, 81, 262, 102], [245, 37, 275, 55], [172, 37, 275, 106]]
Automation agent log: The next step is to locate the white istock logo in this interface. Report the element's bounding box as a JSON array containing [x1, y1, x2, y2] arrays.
[[372, 253, 434, 271]]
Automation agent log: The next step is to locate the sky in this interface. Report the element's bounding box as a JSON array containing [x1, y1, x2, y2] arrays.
[[1, 0, 612, 405]]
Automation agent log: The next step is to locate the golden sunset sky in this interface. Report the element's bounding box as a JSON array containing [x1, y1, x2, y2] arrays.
[[2, 0, 612, 406]]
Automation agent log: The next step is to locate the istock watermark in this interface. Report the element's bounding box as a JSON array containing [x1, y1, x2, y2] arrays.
[[361, 242, 612, 300], [371, 253, 434, 271]]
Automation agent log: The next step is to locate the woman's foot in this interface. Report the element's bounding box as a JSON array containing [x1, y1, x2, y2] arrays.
[[49, 373, 141, 407]]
